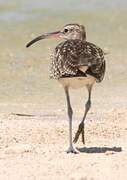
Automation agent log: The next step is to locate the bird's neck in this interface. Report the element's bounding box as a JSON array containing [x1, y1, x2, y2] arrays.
[[81, 31, 86, 41]]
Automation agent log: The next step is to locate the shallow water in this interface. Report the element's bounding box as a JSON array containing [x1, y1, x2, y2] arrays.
[[0, 0, 127, 111]]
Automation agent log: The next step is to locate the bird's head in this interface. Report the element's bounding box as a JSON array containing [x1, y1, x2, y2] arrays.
[[60, 24, 86, 41], [26, 23, 86, 48]]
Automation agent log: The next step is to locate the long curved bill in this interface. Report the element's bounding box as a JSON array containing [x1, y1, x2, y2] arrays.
[[26, 31, 61, 48]]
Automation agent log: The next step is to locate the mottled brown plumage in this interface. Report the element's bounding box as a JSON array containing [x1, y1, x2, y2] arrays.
[[26, 23, 106, 154], [50, 40, 105, 82]]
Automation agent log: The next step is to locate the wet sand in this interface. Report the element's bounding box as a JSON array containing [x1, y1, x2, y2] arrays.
[[0, 105, 127, 180]]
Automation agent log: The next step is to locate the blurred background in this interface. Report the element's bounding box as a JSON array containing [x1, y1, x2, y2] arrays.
[[0, 0, 127, 113]]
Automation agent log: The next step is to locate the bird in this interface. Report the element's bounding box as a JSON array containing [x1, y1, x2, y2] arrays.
[[26, 23, 106, 154]]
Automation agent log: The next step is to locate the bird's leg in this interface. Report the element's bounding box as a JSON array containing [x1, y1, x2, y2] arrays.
[[73, 85, 92, 144], [64, 87, 79, 154]]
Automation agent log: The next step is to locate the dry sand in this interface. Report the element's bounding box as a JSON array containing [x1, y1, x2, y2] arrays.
[[0, 105, 127, 180]]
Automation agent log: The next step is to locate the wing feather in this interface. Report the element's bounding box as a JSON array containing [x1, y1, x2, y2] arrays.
[[50, 40, 106, 82]]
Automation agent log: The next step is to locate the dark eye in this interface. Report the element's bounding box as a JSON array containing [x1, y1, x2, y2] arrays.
[[64, 28, 68, 33]]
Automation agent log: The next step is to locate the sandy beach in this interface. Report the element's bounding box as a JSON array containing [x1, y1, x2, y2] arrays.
[[0, 1, 127, 179], [0, 104, 127, 180]]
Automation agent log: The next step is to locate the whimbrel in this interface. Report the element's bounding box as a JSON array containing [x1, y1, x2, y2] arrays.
[[26, 23, 106, 153]]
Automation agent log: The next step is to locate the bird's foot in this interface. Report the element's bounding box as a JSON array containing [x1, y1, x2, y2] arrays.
[[66, 145, 79, 154], [73, 122, 85, 144]]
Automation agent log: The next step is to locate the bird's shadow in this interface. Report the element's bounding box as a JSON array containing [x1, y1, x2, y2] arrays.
[[77, 146, 122, 153]]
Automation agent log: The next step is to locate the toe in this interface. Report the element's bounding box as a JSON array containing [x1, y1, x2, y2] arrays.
[[66, 146, 79, 154], [82, 131, 85, 144], [73, 123, 85, 143]]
